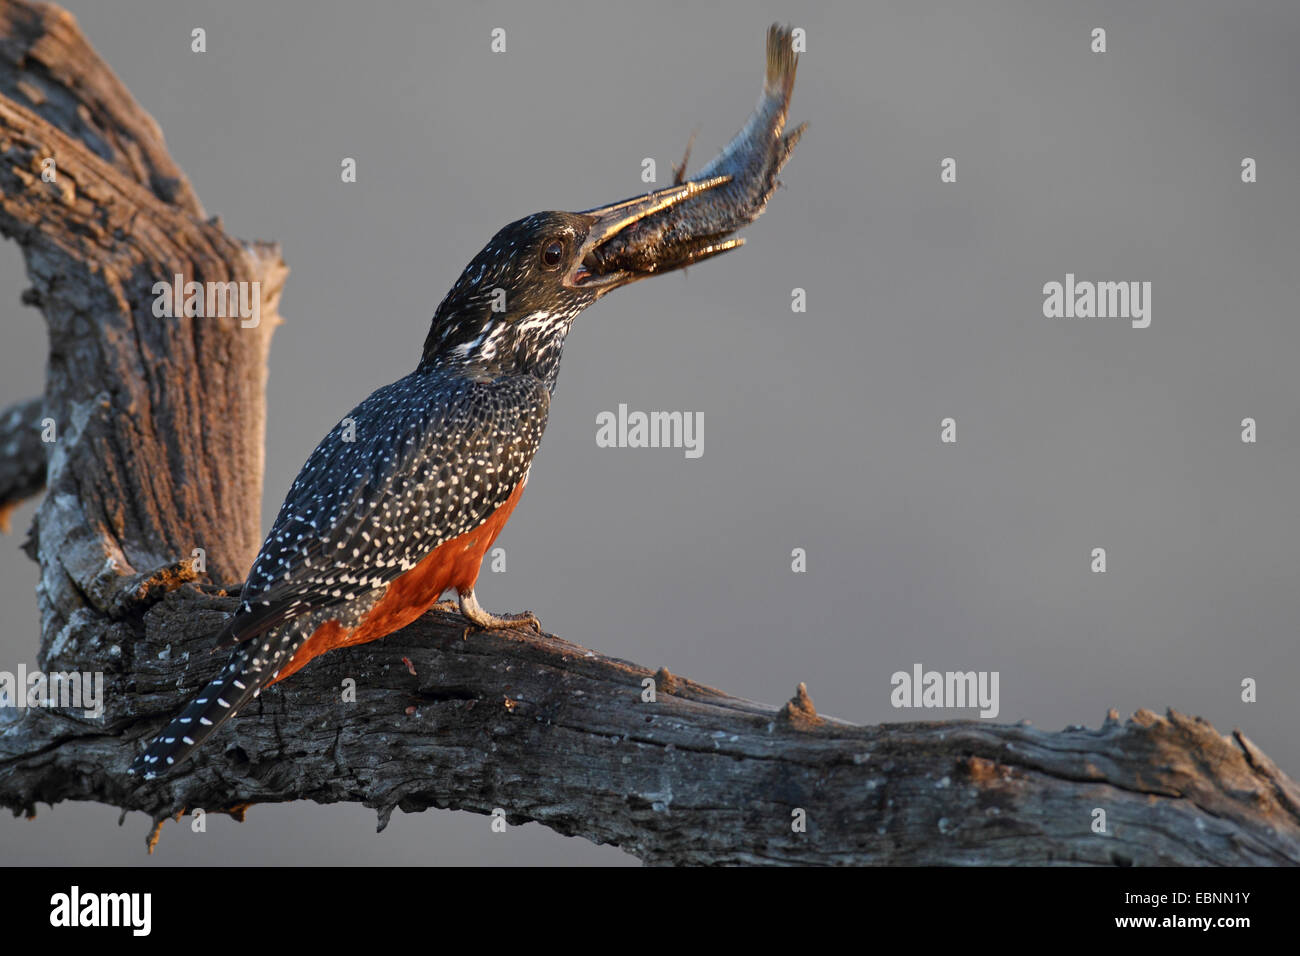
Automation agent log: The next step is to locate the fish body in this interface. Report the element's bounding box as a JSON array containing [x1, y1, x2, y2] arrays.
[[587, 23, 805, 276]]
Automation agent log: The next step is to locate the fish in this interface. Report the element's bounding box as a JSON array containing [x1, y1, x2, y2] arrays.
[[585, 23, 806, 278]]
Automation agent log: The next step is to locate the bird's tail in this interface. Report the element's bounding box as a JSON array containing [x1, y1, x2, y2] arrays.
[[128, 631, 301, 778]]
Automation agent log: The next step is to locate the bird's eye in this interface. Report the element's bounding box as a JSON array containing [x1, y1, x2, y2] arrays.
[[541, 239, 565, 270]]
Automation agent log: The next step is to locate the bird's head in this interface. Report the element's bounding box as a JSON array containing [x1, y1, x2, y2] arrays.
[[420, 178, 737, 387]]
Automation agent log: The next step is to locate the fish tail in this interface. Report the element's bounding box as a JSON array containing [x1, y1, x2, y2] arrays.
[[765, 23, 799, 101]]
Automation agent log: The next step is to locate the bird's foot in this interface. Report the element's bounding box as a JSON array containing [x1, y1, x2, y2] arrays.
[[432, 599, 461, 614], [458, 589, 541, 637]]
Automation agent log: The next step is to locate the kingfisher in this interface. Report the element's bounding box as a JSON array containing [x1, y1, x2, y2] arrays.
[[129, 24, 803, 777], [129, 181, 746, 776]]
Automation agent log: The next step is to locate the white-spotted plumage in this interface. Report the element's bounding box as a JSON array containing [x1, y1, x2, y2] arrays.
[[129, 370, 552, 778], [130, 211, 623, 778]]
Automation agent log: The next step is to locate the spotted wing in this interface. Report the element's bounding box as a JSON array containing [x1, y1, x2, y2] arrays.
[[214, 370, 549, 649]]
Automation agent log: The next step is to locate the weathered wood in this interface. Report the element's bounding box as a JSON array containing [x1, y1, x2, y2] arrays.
[[0, 395, 43, 532], [0, 0, 1297, 865], [0, 0, 284, 611], [7, 583, 1300, 865]]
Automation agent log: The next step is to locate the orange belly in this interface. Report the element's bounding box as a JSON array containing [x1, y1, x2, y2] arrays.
[[267, 479, 526, 684]]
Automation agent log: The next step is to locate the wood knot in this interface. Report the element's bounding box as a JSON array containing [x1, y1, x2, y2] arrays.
[[110, 558, 203, 617], [222, 802, 253, 823], [1132, 708, 1160, 727], [145, 818, 165, 855], [779, 682, 822, 727], [128, 558, 200, 605], [961, 755, 1002, 785], [654, 667, 679, 695]]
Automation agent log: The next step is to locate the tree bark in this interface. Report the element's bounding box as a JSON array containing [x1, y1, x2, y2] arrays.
[[0, 395, 44, 532], [1, 0, 1297, 865]]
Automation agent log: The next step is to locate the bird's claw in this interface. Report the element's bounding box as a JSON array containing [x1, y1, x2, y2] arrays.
[[469, 610, 540, 634], [456, 589, 540, 634], [504, 611, 541, 633]]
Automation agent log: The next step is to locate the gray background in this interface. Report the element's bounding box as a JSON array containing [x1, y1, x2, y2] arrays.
[[2, 0, 1297, 864]]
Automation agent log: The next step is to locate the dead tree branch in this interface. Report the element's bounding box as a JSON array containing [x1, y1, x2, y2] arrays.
[[0, 395, 43, 531], [0, 0, 1297, 864]]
